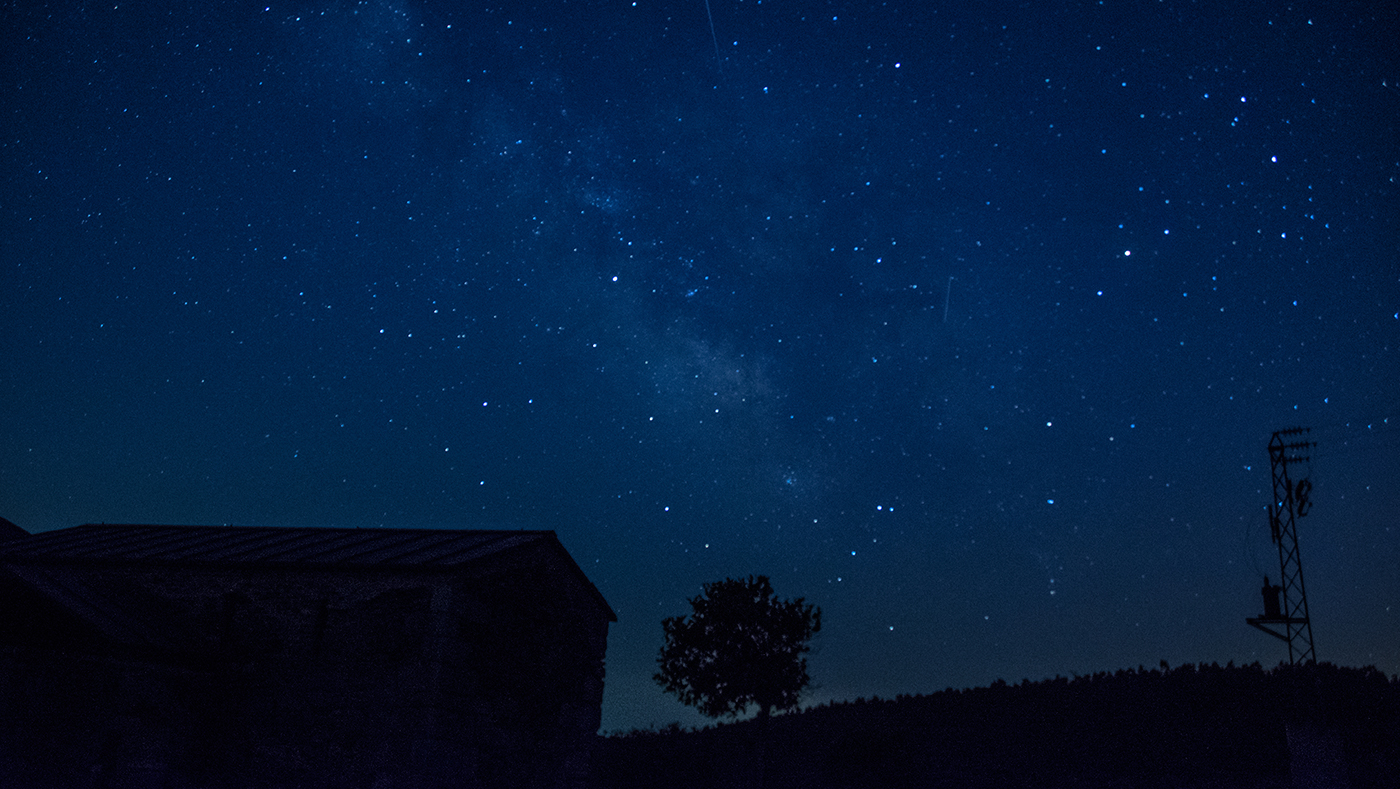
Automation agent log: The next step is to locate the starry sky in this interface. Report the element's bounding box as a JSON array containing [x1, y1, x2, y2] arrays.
[[3, 1, 1397, 732]]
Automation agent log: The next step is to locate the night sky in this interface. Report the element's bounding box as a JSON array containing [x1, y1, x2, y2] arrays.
[[3, 1, 1397, 732]]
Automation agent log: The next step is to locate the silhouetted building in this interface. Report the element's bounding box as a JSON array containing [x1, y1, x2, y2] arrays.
[[0, 523, 614, 789], [0, 517, 26, 542]]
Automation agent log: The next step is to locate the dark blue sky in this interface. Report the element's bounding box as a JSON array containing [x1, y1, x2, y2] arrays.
[[3, 0, 1397, 731]]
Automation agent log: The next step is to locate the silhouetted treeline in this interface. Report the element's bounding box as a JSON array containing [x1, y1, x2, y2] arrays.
[[590, 662, 1398, 789]]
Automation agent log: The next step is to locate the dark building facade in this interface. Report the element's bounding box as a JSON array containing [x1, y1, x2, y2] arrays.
[[0, 523, 614, 788]]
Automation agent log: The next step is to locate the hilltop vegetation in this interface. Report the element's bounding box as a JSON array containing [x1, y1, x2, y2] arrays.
[[591, 662, 1397, 789]]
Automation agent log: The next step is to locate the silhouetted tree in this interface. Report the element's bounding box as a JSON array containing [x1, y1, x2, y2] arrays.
[[655, 575, 821, 721]]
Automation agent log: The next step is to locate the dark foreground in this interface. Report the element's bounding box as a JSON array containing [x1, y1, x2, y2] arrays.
[[590, 662, 1397, 789]]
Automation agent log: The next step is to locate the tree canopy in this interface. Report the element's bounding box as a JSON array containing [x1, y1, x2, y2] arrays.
[[655, 575, 821, 719]]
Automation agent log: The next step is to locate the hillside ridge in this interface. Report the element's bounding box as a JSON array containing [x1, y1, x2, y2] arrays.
[[591, 661, 1398, 788]]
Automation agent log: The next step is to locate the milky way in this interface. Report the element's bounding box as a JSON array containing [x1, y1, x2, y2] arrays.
[[2, 1, 1396, 731]]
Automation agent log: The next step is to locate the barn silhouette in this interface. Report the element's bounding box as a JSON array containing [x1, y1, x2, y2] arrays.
[[0, 522, 613, 788]]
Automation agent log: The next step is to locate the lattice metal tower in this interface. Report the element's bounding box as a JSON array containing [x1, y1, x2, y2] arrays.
[[1246, 427, 1317, 664]]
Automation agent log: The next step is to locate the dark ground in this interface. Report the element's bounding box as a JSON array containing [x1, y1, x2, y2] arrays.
[[590, 662, 1398, 789]]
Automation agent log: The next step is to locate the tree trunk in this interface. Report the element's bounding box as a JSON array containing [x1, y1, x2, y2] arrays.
[[753, 706, 770, 789]]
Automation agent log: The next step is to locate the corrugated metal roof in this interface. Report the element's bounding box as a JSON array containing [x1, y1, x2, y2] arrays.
[[1, 524, 617, 622], [0, 524, 551, 569]]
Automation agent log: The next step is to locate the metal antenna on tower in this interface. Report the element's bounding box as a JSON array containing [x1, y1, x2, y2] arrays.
[[1246, 427, 1317, 664]]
